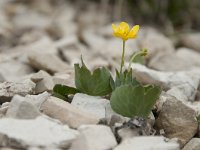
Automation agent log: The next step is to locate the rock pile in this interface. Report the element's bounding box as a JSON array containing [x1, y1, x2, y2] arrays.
[[0, 0, 200, 150]]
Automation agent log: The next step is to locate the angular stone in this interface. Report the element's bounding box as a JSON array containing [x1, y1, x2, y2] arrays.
[[131, 63, 200, 102], [0, 116, 79, 149], [148, 52, 191, 71], [31, 70, 50, 82], [176, 47, 200, 67], [25, 92, 50, 109], [0, 79, 36, 103], [71, 93, 110, 119], [138, 27, 175, 58], [0, 60, 34, 82], [40, 96, 99, 128], [3, 36, 57, 63], [28, 52, 69, 74], [182, 138, 200, 150], [114, 136, 179, 150], [31, 70, 54, 94], [12, 9, 51, 30], [70, 125, 117, 150], [53, 72, 75, 87], [115, 117, 155, 142], [6, 95, 41, 119], [180, 33, 200, 52], [156, 97, 198, 146], [0, 102, 9, 118]]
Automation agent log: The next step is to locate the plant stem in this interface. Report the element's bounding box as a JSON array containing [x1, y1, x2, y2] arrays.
[[128, 51, 140, 72], [120, 40, 126, 73], [128, 49, 147, 72]]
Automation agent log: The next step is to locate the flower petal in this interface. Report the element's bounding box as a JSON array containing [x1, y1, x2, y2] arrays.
[[127, 25, 140, 39], [119, 22, 130, 34], [112, 24, 117, 32]]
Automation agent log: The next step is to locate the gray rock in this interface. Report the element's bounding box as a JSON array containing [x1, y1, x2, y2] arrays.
[[0, 79, 36, 103], [31, 70, 51, 82], [116, 117, 155, 142], [53, 72, 75, 87], [70, 125, 117, 150], [6, 95, 41, 119], [0, 116, 79, 149], [114, 136, 179, 150], [0, 102, 9, 118], [138, 27, 175, 59], [131, 63, 200, 102], [31, 70, 54, 94], [12, 9, 51, 30], [12, 36, 58, 63], [25, 92, 50, 109], [176, 47, 200, 67], [0, 60, 34, 82], [148, 52, 191, 71], [180, 33, 200, 52], [54, 35, 78, 51], [182, 138, 200, 150], [28, 52, 69, 74], [155, 97, 198, 146], [40, 96, 99, 128], [71, 93, 110, 119]]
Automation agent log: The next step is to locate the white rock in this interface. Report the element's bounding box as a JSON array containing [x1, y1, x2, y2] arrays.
[[0, 79, 36, 103], [25, 92, 50, 109], [40, 96, 99, 128], [156, 97, 198, 146], [31, 70, 54, 94], [3, 36, 58, 63], [148, 52, 191, 71], [131, 63, 200, 102], [12, 9, 51, 30], [71, 93, 110, 119], [138, 27, 175, 58], [28, 53, 70, 74], [70, 125, 117, 150], [114, 136, 179, 150], [0, 102, 9, 118], [0, 60, 34, 82], [180, 33, 200, 52], [182, 138, 200, 150], [176, 47, 200, 67], [53, 72, 75, 87], [54, 35, 78, 50], [59, 43, 92, 68], [0, 116, 79, 149], [6, 95, 41, 119]]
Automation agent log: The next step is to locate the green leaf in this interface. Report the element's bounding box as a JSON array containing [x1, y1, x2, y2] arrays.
[[74, 60, 112, 96], [131, 54, 145, 65], [53, 84, 79, 101], [196, 115, 200, 123], [113, 69, 140, 90], [129, 49, 147, 65], [110, 85, 161, 118]]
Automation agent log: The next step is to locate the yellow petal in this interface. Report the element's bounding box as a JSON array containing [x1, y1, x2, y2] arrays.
[[118, 22, 130, 34], [112, 24, 117, 32], [127, 25, 140, 39]]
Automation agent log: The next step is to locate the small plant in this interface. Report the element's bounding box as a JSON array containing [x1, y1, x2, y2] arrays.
[[53, 22, 161, 118], [196, 114, 200, 137]]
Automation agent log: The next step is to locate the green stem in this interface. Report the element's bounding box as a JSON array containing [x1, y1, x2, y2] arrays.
[[128, 51, 140, 72], [128, 49, 147, 72], [120, 40, 126, 73]]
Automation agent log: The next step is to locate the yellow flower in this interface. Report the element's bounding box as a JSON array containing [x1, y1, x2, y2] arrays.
[[112, 22, 139, 41]]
